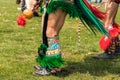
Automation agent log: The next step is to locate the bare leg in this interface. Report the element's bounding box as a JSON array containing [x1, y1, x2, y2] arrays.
[[104, 1, 119, 30], [93, 1, 119, 59], [46, 9, 67, 37], [34, 9, 67, 75]]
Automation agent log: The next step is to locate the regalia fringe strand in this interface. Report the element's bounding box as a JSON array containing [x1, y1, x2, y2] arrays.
[[36, 43, 63, 69], [47, 1, 79, 18], [74, 0, 108, 36], [83, 0, 106, 20]]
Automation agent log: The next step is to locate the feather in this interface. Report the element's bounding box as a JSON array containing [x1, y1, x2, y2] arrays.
[[74, 0, 108, 36]]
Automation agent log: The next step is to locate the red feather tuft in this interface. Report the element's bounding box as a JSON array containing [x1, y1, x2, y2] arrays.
[[99, 36, 112, 50], [17, 15, 26, 26], [109, 28, 119, 39]]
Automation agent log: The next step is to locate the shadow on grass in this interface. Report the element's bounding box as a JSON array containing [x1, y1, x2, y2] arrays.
[[0, 30, 13, 33], [54, 55, 120, 77]]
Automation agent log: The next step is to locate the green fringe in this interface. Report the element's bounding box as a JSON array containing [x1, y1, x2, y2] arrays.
[[36, 43, 63, 69], [74, 0, 108, 36], [37, 43, 47, 57], [47, 1, 79, 18]]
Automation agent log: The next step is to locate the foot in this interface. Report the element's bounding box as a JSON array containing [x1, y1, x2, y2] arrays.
[[33, 65, 42, 71], [50, 67, 61, 73], [115, 46, 120, 55], [93, 52, 115, 59], [33, 68, 51, 76]]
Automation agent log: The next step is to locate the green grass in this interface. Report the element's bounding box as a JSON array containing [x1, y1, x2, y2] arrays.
[[0, 0, 120, 80]]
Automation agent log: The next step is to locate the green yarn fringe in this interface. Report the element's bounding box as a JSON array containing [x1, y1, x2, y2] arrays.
[[47, 0, 79, 18], [36, 43, 63, 69]]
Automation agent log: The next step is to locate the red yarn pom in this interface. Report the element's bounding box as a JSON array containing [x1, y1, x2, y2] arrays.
[[17, 15, 26, 26], [99, 36, 112, 50]]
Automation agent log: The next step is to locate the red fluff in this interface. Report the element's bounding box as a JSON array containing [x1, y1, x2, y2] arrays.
[[109, 28, 119, 39], [99, 36, 112, 50], [17, 15, 26, 26], [113, 23, 120, 33]]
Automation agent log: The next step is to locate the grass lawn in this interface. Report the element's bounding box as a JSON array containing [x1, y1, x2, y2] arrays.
[[0, 0, 120, 80]]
